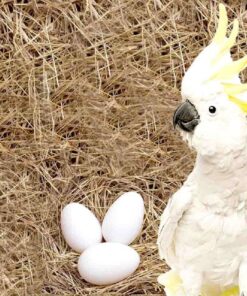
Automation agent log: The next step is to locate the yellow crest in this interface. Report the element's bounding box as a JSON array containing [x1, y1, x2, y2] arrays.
[[209, 4, 247, 113]]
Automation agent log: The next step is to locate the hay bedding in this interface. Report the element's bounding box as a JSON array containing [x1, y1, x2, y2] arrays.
[[0, 0, 245, 295]]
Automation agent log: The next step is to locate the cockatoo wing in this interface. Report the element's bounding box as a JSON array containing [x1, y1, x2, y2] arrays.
[[157, 185, 192, 266]]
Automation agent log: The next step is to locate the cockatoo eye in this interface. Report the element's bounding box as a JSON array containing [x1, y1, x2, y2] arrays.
[[209, 106, 217, 115]]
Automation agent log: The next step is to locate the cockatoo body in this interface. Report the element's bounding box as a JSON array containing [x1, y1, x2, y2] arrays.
[[157, 4, 247, 296]]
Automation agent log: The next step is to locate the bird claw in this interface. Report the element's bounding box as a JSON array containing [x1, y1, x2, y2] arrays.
[[241, 292, 247, 296]]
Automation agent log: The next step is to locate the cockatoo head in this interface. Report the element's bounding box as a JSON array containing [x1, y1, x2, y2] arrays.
[[174, 4, 247, 157]]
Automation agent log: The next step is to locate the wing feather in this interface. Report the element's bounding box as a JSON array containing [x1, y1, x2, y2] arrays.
[[157, 185, 192, 266]]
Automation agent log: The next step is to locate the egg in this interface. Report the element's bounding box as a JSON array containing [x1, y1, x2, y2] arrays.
[[61, 202, 102, 253], [102, 191, 144, 245], [78, 242, 140, 285]]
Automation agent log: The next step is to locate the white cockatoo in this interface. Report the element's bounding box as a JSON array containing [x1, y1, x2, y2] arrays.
[[157, 4, 247, 296]]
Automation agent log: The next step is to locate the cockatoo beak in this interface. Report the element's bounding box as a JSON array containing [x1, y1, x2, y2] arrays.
[[173, 100, 200, 132]]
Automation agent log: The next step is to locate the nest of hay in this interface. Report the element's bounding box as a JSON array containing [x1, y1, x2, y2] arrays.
[[1, 1, 246, 295]]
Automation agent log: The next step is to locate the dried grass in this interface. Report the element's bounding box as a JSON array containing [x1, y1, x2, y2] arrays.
[[1, 0, 246, 295]]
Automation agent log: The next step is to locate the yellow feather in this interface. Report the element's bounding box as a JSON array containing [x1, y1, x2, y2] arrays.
[[224, 19, 239, 49], [213, 3, 228, 43], [210, 56, 247, 80], [212, 19, 239, 65], [220, 286, 239, 296], [158, 272, 239, 296], [223, 83, 247, 95], [228, 95, 247, 113], [158, 271, 183, 295]]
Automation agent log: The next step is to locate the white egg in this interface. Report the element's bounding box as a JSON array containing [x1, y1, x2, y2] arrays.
[[61, 202, 102, 253], [102, 191, 144, 245], [78, 242, 140, 285]]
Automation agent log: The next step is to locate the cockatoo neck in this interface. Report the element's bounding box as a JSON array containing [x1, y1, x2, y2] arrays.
[[197, 149, 247, 174], [191, 150, 247, 213], [192, 121, 247, 181]]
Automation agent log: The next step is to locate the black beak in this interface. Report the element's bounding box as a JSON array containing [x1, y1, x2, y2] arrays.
[[173, 100, 200, 132]]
